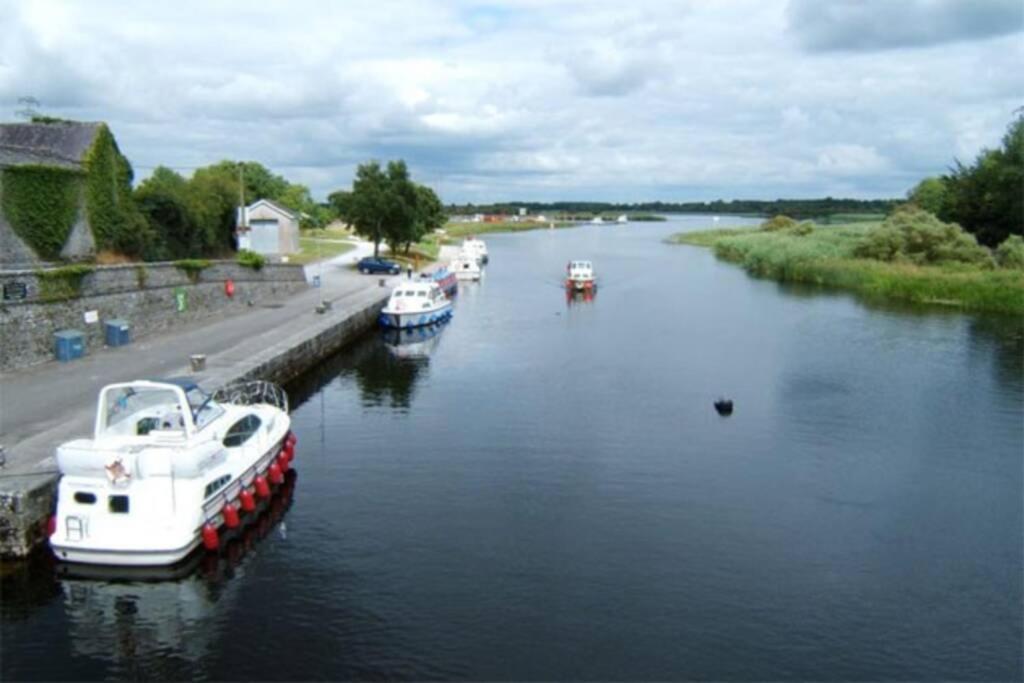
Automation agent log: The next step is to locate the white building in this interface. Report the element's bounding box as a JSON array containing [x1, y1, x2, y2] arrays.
[[236, 199, 300, 255]]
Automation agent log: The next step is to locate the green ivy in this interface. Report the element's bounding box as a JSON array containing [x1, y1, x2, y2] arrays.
[[1, 166, 83, 259], [135, 264, 148, 288], [83, 124, 150, 256], [36, 264, 95, 302], [173, 258, 211, 282]]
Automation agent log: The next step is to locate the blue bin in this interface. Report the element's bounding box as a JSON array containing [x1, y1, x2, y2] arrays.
[[104, 319, 131, 347], [54, 330, 85, 362]]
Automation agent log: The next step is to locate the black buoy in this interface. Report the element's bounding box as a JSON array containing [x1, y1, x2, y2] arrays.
[[714, 398, 734, 416]]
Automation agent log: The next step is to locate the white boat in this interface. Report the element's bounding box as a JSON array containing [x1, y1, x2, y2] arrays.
[[379, 280, 453, 329], [591, 216, 604, 224], [461, 237, 489, 264], [566, 260, 596, 291], [616, 214, 628, 223], [49, 378, 293, 566], [452, 252, 482, 281]]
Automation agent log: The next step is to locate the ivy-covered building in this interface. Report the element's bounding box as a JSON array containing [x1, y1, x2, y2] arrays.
[[0, 120, 139, 267]]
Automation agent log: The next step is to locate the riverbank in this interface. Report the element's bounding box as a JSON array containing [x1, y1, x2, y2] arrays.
[[668, 224, 1024, 314], [443, 220, 574, 240]]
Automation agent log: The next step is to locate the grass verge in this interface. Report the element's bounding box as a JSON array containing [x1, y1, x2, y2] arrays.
[[291, 238, 356, 266], [442, 220, 574, 240], [668, 224, 1024, 315]]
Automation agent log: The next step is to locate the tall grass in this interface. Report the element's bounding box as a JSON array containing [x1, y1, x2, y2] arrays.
[[670, 224, 1024, 315]]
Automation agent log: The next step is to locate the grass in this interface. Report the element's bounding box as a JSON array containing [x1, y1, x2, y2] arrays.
[[385, 234, 443, 268], [303, 225, 354, 240], [442, 220, 573, 240], [290, 237, 356, 265], [668, 223, 1024, 315]]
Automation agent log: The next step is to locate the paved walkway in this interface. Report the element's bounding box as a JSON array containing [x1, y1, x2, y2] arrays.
[[0, 241, 399, 475]]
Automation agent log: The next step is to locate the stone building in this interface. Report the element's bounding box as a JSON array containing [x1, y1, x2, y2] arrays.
[[237, 198, 300, 255], [0, 121, 110, 266]]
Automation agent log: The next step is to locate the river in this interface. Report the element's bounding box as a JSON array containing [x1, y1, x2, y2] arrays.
[[3, 216, 1022, 680]]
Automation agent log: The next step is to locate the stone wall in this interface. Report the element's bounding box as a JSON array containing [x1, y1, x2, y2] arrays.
[[0, 261, 307, 372]]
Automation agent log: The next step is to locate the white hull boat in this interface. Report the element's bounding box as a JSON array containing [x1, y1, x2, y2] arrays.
[[461, 237, 489, 264], [379, 280, 453, 329], [566, 260, 596, 291], [452, 254, 482, 281], [49, 379, 294, 566]]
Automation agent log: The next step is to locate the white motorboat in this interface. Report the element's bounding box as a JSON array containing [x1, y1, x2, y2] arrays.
[[591, 216, 604, 224], [461, 237, 489, 264], [452, 252, 482, 281], [49, 378, 294, 566], [379, 280, 453, 329], [616, 214, 628, 223], [566, 260, 596, 291]]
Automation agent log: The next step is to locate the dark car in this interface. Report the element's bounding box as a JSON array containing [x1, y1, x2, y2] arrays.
[[357, 257, 401, 275]]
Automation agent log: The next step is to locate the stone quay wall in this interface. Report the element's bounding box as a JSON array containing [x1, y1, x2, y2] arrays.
[[0, 262, 307, 372]]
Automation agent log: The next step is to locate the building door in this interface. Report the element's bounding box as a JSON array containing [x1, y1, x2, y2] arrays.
[[250, 220, 279, 254]]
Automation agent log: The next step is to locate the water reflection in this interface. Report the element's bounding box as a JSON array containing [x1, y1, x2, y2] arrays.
[[565, 288, 596, 306], [2, 472, 295, 679], [382, 320, 448, 360]]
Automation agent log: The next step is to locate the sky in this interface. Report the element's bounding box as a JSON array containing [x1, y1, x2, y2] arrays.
[[1, 0, 1021, 203]]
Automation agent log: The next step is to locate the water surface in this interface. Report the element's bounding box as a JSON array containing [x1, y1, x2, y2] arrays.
[[3, 216, 1021, 680]]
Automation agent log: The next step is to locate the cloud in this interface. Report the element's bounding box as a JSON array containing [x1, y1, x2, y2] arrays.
[[0, 0, 1019, 202], [787, 0, 1024, 52]]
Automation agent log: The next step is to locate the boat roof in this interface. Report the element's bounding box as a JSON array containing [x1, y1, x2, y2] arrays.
[[570, 260, 593, 267], [391, 280, 439, 292], [152, 377, 201, 392]]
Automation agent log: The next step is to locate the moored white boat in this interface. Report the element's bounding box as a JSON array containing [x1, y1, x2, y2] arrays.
[[379, 280, 453, 329], [49, 379, 294, 566], [426, 266, 458, 297], [461, 237, 489, 264], [566, 260, 596, 291], [452, 252, 482, 281]]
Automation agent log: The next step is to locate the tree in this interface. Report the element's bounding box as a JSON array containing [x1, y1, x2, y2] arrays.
[[382, 160, 418, 254], [347, 161, 391, 257], [407, 184, 445, 252], [907, 177, 948, 216], [187, 164, 240, 253], [941, 113, 1024, 247], [134, 166, 197, 258], [327, 190, 353, 222]]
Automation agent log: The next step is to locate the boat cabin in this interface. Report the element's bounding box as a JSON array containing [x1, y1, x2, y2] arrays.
[[94, 379, 220, 443]]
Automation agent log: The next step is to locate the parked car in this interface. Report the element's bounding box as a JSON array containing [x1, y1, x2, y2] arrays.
[[357, 257, 401, 275]]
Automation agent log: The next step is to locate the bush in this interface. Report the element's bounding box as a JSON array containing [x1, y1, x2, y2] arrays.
[[855, 207, 991, 266], [36, 264, 95, 302], [237, 249, 265, 270], [761, 215, 797, 232], [788, 221, 815, 236], [995, 235, 1024, 270], [173, 258, 211, 282]]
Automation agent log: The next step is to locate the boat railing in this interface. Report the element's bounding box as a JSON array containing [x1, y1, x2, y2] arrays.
[[212, 380, 289, 414]]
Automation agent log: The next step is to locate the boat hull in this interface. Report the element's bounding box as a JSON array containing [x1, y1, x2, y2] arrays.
[[567, 278, 596, 291], [379, 302, 453, 329]]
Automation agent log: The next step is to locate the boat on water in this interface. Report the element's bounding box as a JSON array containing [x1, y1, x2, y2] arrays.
[[423, 265, 458, 297], [379, 280, 453, 329], [591, 216, 605, 225], [461, 237, 489, 264], [49, 378, 294, 566], [566, 260, 596, 291], [616, 214, 628, 223], [452, 252, 482, 281]]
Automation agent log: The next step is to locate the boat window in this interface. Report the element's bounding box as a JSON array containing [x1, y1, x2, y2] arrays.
[[74, 492, 96, 504], [109, 495, 129, 514], [103, 387, 184, 435], [223, 414, 262, 448]]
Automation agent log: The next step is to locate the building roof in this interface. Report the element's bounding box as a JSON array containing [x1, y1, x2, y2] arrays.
[[0, 121, 103, 170], [247, 197, 299, 219]]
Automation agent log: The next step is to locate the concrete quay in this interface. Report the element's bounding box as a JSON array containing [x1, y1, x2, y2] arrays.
[[0, 246, 399, 558]]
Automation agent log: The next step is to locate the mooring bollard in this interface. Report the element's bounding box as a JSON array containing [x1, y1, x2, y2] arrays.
[[189, 354, 207, 372], [379, 278, 386, 287]]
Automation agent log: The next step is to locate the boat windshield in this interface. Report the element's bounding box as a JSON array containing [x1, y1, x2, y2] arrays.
[[185, 385, 224, 431], [102, 386, 188, 437]]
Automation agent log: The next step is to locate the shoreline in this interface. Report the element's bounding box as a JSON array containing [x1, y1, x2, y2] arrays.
[[668, 225, 1024, 315]]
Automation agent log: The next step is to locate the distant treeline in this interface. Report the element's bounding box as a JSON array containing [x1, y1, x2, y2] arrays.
[[446, 198, 900, 220]]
